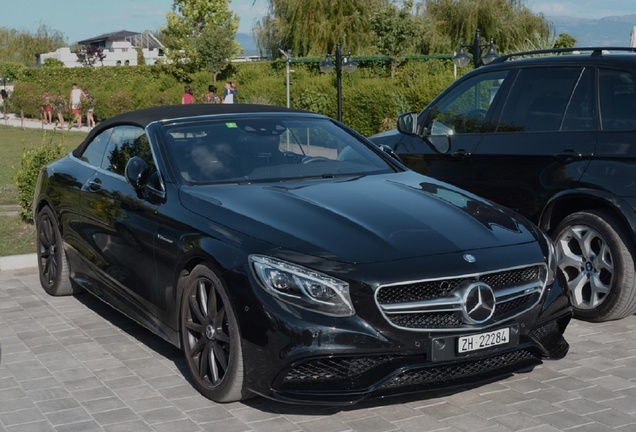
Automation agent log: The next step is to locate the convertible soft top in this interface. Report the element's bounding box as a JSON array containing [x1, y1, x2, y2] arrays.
[[95, 103, 308, 129], [74, 104, 314, 156]]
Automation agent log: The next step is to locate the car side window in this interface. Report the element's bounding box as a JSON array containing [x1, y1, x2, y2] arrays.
[[79, 129, 112, 167], [497, 67, 588, 132], [426, 70, 509, 135], [102, 126, 154, 177], [599, 68, 636, 131]]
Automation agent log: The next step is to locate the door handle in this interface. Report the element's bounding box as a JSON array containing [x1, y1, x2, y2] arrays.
[[450, 149, 471, 159], [554, 151, 582, 162], [87, 179, 102, 191]]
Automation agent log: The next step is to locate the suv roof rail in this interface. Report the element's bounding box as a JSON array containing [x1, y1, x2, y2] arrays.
[[490, 46, 636, 64]]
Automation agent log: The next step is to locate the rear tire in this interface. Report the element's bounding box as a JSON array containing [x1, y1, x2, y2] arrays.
[[180, 264, 249, 402], [36, 206, 75, 296], [552, 210, 636, 321]]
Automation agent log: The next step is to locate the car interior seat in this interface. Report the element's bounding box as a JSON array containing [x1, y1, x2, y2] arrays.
[[234, 134, 283, 177]]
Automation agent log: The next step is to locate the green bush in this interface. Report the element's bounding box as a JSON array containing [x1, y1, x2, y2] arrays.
[[6, 56, 456, 136], [13, 134, 66, 223]]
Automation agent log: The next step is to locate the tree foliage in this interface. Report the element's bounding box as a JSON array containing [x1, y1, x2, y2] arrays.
[[554, 33, 577, 48], [161, 0, 240, 74], [196, 20, 239, 81], [0, 25, 66, 65], [371, 0, 417, 78], [416, 0, 554, 54], [76, 46, 106, 67], [255, 0, 386, 58]]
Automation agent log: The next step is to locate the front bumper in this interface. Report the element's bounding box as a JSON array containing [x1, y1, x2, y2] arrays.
[[237, 269, 572, 405], [266, 314, 570, 405]]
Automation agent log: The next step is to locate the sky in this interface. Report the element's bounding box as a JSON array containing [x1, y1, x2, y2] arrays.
[[0, 0, 634, 45]]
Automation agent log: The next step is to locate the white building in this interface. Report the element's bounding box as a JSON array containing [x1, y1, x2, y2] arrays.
[[36, 30, 166, 67]]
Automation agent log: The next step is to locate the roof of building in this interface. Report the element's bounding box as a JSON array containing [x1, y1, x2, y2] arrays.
[[78, 30, 164, 50]]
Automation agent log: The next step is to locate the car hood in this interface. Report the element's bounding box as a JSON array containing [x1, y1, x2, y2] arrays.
[[179, 172, 538, 264], [368, 128, 405, 147]]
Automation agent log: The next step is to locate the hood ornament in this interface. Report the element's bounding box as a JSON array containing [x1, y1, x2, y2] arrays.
[[463, 254, 476, 263]]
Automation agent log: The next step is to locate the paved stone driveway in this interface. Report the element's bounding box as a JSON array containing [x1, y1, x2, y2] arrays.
[[1, 267, 636, 432]]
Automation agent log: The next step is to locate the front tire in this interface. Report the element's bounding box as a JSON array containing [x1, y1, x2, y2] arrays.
[[36, 206, 74, 296], [552, 210, 636, 321], [180, 264, 248, 402]]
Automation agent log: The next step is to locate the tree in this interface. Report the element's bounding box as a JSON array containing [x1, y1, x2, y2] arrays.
[[371, 0, 417, 79], [196, 21, 239, 81], [416, 0, 554, 55], [76, 45, 106, 67], [0, 25, 66, 65], [161, 0, 240, 74], [553, 33, 577, 48], [255, 0, 385, 58]]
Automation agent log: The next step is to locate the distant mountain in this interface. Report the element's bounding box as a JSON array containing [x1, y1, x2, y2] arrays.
[[235, 32, 259, 57], [548, 14, 636, 47]]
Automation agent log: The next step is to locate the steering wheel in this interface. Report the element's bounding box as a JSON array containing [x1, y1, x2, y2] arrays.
[[302, 156, 330, 164]]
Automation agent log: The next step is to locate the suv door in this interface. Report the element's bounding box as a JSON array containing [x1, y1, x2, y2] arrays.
[[467, 66, 597, 221], [398, 70, 510, 183]]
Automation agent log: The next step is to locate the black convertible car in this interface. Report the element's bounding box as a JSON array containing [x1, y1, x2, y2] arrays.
[[34, 104, 571, 405]]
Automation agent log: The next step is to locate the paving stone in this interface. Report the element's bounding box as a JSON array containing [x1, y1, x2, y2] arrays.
[[0, 407, 47, 427], [3, 267, 636, 431]]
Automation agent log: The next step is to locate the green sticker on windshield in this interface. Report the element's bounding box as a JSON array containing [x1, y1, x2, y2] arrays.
[[225, 122, 238, 128]]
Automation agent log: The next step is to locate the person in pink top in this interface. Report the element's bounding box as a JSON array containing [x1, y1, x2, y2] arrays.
[[181, 85, 195, 104]]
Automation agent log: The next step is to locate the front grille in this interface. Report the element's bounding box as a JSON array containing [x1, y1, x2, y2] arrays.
[[376, 264, 546, 331], [278, 349, 541, 393], [282, 355, 395, 383], [379, 349, 538, 391], [389, 311, 460, 328]]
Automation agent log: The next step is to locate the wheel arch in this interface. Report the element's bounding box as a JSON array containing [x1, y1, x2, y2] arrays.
[[540, 189, 636, 247], [171, 238, 250, 348]]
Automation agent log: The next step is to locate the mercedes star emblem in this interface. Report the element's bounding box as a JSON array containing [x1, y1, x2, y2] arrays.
[[461, 282, 496, 324]]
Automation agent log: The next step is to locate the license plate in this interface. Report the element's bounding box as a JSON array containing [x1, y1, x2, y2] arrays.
[[458, 328, 510, 353]]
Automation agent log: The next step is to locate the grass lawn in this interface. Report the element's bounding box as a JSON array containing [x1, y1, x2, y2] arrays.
[[0, 125, 85, 256]]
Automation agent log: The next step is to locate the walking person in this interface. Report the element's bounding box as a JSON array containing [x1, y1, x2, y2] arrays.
[[69, 83, 83, 128], [206, 85, 221, 103], [83, 89, 96, 128], [230, 81, 238, 103], [0, 89, 8, 121], [53, 90, 66, 129], [222, 81, 235, 104], [42, 90, 53, 125], [181, 85, 195, 104]]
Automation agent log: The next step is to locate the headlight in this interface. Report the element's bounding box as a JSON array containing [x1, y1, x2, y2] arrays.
[[250, 255, 354, 317]]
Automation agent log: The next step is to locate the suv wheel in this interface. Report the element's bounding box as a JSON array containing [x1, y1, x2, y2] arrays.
[[553, 210, 636, 321]]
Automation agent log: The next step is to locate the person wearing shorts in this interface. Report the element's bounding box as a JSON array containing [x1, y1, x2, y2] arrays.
[[42, 90, 53, 125], [69, 83, 83, 128]]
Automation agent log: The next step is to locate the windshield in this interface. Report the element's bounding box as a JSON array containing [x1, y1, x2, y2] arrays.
[[163, 115, 394, 183]]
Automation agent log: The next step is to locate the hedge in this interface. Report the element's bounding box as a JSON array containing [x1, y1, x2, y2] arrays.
[[3, 57, 459, 136]]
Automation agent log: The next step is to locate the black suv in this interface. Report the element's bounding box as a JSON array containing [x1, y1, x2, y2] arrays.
[[370, 47, 636, 322]]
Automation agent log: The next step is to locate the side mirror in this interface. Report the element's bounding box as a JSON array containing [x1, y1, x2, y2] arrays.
[[397, 112, 418, 135], [125, 156, 149, 191]]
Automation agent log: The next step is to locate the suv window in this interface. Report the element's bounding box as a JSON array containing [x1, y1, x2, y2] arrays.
[[600, 68, 636, 130], [427, 70, 508, 135], [497, 67, 593, 132]]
